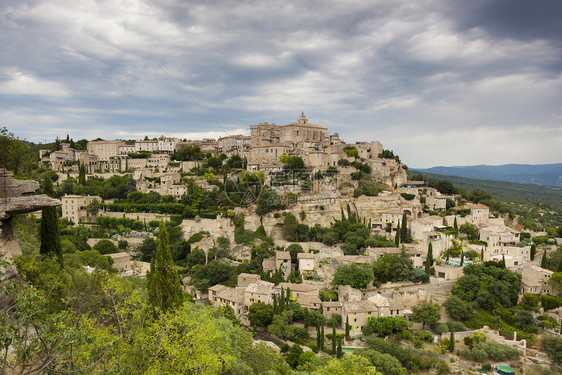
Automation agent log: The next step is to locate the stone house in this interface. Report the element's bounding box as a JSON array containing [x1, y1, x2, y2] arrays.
[[262, 251, 292, 278], [297, 252, 315, 275], [323, 301, 343, 320], [434, 264, 465, 280], [480, 225, 520, 249], [244, 281, 275, 306], [208, 285, 246, 316], [341, 300, 378, 336], [520, 265, 554, 295], [237, 273, 261, 287], [466, 203, 490, 225], [61, 194, 102, 225], [87, 140, 126, 161], [367, 293, 404, 317]]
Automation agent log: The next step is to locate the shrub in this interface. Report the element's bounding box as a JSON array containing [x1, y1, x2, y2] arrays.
[[416, 330, 433, 342], [433, 323, 448, 335], [447, 320, 467, 332]]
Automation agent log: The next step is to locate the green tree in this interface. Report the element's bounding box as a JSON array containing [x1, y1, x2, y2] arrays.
[[92, 239, 118, 254], [332, 263, 372, 289], [449, 331, 455, 352], [400, 212, 407, 242], [436, 180, 455, 194], [248, 302, 274, 327], [147, 223, 184, 311], [541, 249, 548, 268], [356, 349, 406, 375], [286, 243, 304, 264], [394, 223, 400, 246], [459, 223, 479, 242], [444, 295, 472, 321], [40, 177, 63, 266], [332, 324, 337, 354], [548, 272, 562, 296], [139, 237, 157, 262], [529, 243, 536, 261], [411, 303, 441, 329], [267, 310, 295, 340], [425, 242, 434, 276], [336, 337, 343, 358]]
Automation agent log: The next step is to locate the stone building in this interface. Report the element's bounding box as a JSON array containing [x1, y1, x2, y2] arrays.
[[521, 265, 554, 295], [61, 194, 102, 225], [87, 140, 126, 161]]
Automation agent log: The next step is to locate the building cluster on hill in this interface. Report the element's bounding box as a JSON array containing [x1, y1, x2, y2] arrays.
[[39, 113, 405, 185]]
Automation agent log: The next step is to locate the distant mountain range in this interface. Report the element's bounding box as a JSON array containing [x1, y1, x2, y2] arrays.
[[411, 163, 562, 187]]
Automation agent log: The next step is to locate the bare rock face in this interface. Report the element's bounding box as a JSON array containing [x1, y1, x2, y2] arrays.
[[0, 169, 61, 278]]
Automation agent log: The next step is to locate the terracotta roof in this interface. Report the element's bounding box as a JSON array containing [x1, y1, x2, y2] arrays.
[[466, 203, 489, 210]]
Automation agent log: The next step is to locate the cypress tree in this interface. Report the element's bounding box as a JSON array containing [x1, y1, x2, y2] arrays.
[[336, 338, 343, 358], [316, 324, 321, 348], [501, 255, 506, 268], [286, 287, 291, 301], [460, 251, 464, 266], [453, 217, 458, 238], [78, 163, 86, 185], [481, 248, 484, 261], [320, 317, 325, 350], [540, 250, 548, 268], [332, 325, 337, 354], [401, 212, 408, 242], [273, 294, 278, 314], [345, 316, 350, 339], [425, 242, 434, 276], [558, 256, 562, 272], [279, 288, 285, 312], [147, 222, 184, 311], [395, 222, 400, 246], [449, 331, 455, 352], [40, 177, 63, 266], [530, 244, 536, 261]]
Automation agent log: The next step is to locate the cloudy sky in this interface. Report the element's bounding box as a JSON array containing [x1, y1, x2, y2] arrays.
[[1, 0, 561, 168]]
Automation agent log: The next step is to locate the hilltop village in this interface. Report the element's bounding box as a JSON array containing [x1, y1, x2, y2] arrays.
[[2, 114, 561, 373]]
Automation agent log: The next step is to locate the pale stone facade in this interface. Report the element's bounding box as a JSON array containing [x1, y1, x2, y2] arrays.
[[61, 194, 102, 225], [297, 252, 315, 274], [87, 140, 126, 161], [466, 203, 490, 225], [521, 265, 554, 295]]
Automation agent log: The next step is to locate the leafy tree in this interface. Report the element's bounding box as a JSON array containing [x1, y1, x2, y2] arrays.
[[283, 214, 298, 240], [459, 223, 479, 242], [147, 223, 184, 311], [0, 127, 30, 174], [356, 349, 406, 375], [436, 180, 455, 194], [286, 344, 304, 368], [40, 177, 63, 266], [468, 188, 493, 203], [444, 295, 472, 321], [139, 237, 157, 261], [267, 310, 295, 340], [548, 272, 562, 296], [372, 252, 413, 284], [332, 263, 372, 289], [336, 337, 343, 358], [92, 239, 118, 254], [411, 303, 441, 329], [312, 354, 379, 374], [520, 293, 540, 310], [248, 302, 274, 327], [530, 244, 536, 261]]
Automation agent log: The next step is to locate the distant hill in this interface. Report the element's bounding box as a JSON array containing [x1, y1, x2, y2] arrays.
[[408, 171, 562, 209], [412, 163, 562, 187]]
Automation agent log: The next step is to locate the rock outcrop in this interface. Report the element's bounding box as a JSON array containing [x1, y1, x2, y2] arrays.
[[0, 169, 61, 279]]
